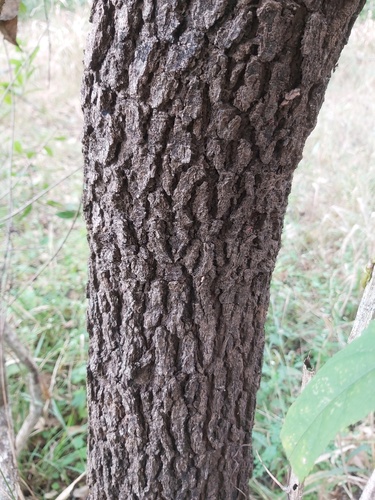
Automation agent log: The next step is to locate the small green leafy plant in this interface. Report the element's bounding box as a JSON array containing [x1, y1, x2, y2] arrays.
[[281, 321, 375, 481]]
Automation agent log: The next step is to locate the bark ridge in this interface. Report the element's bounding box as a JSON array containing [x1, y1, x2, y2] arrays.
[[82, 1, 366, 498]]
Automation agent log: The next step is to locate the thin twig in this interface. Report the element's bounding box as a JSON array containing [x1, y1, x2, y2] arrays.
[[0, 40, 22, 500], [286, 363, 315, 500], [3, 322, 46, 455], [0, 317, 19, 500], [255, 450, 288, 492], [0, 134, 58, 203], [0, 38, 15, 304], [256, 362, 314, 497], [6, 199, 82, 307], [0, 30, 50, 110], [54, 471, 86, 500], [0, 167, 81, 225]]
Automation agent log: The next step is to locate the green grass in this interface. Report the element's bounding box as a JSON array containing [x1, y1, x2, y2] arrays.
[[251, 17, 375, 499], [361, 0, 375, 19], [0, 7, 89, 498], [20, 0, 87, 19], [0, 5, 374, 500]]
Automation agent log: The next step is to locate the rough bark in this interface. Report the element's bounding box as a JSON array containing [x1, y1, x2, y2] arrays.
[[81, 1, 365, 498]]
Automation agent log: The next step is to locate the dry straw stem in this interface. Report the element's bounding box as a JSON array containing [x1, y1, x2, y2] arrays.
[[54, 471, 86, 500]]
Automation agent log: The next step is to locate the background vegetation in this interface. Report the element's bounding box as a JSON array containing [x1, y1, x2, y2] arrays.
[[0, 2, 374, 498]]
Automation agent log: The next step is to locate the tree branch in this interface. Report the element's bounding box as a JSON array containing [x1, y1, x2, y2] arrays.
[[3, 322, 46, 455]]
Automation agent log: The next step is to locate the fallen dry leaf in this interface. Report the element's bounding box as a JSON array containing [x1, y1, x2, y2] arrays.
[[0, 0, 21, 45], [0, 17, 17, 45]]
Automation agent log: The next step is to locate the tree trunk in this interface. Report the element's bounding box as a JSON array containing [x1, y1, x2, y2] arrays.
[[82, 1, 365, 498]]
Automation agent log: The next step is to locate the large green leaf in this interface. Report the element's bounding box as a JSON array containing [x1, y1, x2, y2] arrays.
[[280, 321, 375, 481]]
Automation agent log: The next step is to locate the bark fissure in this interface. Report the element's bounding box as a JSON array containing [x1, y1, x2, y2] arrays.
[[82, 0, 366, 498]]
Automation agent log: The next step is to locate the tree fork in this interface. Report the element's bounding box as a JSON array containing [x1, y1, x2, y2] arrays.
[[82, 1, 365, 498]]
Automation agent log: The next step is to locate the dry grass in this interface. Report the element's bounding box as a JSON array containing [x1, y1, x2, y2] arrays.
[[0, 7, 90, 498], [253, 18, 375, 499]]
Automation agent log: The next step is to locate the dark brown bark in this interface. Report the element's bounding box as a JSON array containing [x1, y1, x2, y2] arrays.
[[81, 1, 365, 498]]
